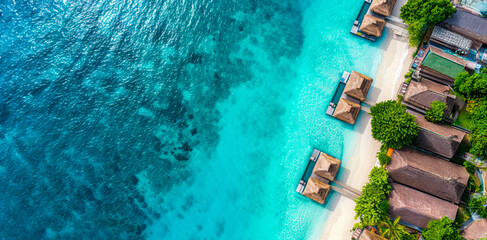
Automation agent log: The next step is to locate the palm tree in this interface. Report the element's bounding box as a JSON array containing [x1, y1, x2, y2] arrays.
[[379, 217, 410, 240]]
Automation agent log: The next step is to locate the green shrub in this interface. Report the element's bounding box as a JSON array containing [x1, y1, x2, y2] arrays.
[[405, 77, 411, 84], [377, 146, 391, 166], [463, 161, 477, 175], [468, 195, 487, 218], [425, 101, 446, 122], [422, 217, 463, 240], [354, 166, 391, 228], [370, 101, 418, 149], [397, 94, 404, 102]]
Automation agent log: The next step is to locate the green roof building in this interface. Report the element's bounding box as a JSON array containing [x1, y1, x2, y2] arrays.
[[419, 46, 468, 85]]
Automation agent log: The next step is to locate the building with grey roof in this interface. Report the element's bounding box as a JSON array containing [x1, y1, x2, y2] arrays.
[[440, 9, 487, 44], [430, 26, 473, 52]]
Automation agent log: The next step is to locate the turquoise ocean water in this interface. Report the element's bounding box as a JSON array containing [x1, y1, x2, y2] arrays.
[[0, 0, 383, 239]]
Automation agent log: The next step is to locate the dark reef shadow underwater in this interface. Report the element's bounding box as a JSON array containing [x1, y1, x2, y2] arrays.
[[0, 0, 305, 239]]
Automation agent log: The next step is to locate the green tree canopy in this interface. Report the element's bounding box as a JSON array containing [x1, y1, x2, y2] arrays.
[[470, 123, 487, 160], [400, 0, 455, 46], [454, 71, 487, 98], [422, 217, 464, 240], [468, 195, 487, 218], [379, 217, 412, 240], [425, 101, 446, 122], [455, 71, 487, 160], [354, 166, 391, 228], [370, 100, 418, 149]]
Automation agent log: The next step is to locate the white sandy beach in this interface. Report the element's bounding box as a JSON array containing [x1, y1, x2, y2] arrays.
[[319, 29, 414, 240]]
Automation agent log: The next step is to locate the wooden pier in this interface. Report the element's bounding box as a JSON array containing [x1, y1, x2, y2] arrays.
[[350, 0, 377, 41], [297, 149, 363, 203], [326, 71, 351, 116], [295, 149, 320, 194]]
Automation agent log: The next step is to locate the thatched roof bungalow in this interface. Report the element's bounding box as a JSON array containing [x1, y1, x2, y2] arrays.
[[359, 15, 386, 37], [389, 183, 458, 229], [358, 229, 387, 240], [312, 152, 341, 181], [302, 177, 331, 204], [370, 0, 397, 17], [344, 71, 373, 101], [403, 80, 456, 117], [461, 219, 487, 239], [388, 146, 469, 203], [409, 110, 466, 159], [332, 98, 361, 125]]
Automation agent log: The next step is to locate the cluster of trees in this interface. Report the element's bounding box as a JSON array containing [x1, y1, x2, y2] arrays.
[[400, 0, 456, 46], [454, 71, 487, 159], [422, 217, 464, 240], [468, 195, 487, 218], [354, 166, 391, 228], [370, 100, 418, 149], [354, 167, 415, 239], [425, 101, 446, 123]]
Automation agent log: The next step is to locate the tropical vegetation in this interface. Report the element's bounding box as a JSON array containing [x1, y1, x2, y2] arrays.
[[454, 71, 487, 160], [422, 217, 464, 240], [468, 195, 487, 218], [354, 166, 391, 228], [400, 0, 456, 46], [425, 101, 446, 123], [378, 217, 414, 240], [377, 146, 391, 166], [370, 100, 418, 149]]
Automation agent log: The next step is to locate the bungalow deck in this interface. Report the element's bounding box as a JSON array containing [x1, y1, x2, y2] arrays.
[[296, 149, 321, 193], [350, 0, 377, 41], [325, 71, 350, 116]]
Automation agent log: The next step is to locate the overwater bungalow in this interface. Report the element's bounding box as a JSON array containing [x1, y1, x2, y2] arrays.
[[359, 15, 386, 38], [403, 79, 456, 118], [461, 219, 487, 240], [408, 110, 466, 159], [370, 0, 397, 17], [344, 71, 373, 101], [418, 46, 471, 85], [389, 182, 458, 229], [440, 9, 487, 44], [302, 177, 331, 204], [312, 152, 341, 181], [388, 146, 469, 203], [332, 98, 361, 125]]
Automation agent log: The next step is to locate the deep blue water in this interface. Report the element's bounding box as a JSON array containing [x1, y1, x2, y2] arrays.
[[0, 0, 383, 239]]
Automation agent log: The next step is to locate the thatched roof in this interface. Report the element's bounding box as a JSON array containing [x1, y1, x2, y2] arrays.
[[408, 110, 466, 159], [403, 80, 455, 116], [312, 152, 341, 181], [388, 146, 469, 203], [359, 229, 387, 240], [333, 98, 361, 125], [461, 219, 487, 239], [389, 183, 458, 229], [344, 71, 373, 101], [370, 0, 397, 17], [302, 177, 331, 204], [359, 15, 386, 37]]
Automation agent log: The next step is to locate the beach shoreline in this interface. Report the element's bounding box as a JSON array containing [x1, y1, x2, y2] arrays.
[[318, 29, 414, 240]]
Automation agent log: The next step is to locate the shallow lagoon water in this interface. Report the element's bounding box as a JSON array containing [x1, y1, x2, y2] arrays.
[[0, 0, 383, 239]]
